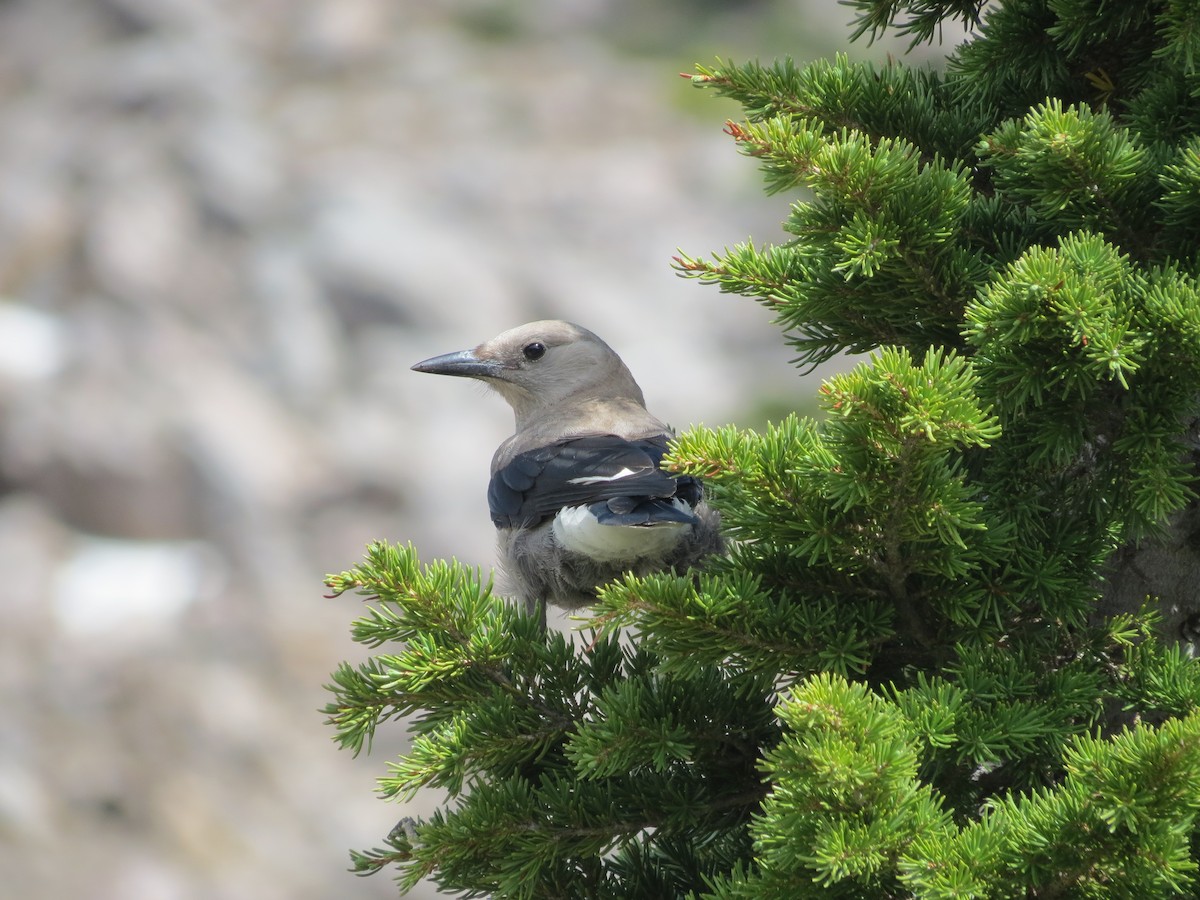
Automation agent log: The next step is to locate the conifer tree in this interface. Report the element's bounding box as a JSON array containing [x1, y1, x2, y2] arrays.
[[325, 1, 1200, 895]]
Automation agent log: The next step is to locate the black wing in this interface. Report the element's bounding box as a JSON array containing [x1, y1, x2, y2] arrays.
[[488, 434, 702, 529]]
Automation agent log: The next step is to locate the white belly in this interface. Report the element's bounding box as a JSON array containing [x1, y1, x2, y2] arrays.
[[551, 504, 690, 561]]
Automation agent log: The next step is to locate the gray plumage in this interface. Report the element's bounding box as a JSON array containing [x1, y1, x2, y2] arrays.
[[412, 320, 723, 622]]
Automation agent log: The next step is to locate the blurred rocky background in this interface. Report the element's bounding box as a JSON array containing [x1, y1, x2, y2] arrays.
[[0, 1, 955, 897]]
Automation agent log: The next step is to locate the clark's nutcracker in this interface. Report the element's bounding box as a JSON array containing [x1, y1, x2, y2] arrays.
[[412, 320, 723, 622]]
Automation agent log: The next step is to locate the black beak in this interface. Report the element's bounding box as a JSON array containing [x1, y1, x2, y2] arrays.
[[411, 349, 505, 379]]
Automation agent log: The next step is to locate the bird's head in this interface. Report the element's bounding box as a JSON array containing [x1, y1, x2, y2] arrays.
[[412, 320, 646, 428]]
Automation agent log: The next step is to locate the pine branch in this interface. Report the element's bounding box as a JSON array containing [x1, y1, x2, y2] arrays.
[[326, 3, 1200, 894]]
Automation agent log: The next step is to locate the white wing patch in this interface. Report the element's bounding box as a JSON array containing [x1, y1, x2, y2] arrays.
[[567, 467, 638, 485], [551, 503, 690, 561]]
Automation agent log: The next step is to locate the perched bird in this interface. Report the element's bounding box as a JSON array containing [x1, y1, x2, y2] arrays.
[[412, 320, 723, 623]]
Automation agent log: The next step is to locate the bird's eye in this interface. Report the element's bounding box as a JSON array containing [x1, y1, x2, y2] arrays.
[[522, 342, 546, 361]]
